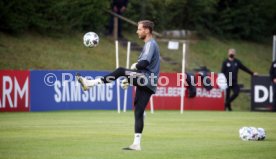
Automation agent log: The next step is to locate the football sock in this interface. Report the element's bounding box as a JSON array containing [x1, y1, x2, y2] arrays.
[[86, 78, 103, 87], [133, 133, 142, 145]]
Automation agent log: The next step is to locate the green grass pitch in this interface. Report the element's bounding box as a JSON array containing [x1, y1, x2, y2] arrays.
[[0, 111, 275, 159]]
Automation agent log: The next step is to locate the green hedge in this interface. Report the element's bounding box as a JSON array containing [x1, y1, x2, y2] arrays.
[[125, 0, 276, 41], [1, 0, 275, 41], [0, 0, 109, 33]]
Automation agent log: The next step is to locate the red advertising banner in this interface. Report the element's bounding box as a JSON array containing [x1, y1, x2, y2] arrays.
[[0, 70, 224, 112], [143, 72, 224, 110], [0, 70, 30, 112]]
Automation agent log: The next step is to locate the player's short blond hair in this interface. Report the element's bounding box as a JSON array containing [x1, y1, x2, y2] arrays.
[[228, 48, 236, 53], [138, 20, 154, 33]]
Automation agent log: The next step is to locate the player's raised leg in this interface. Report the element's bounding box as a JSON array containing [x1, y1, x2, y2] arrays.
[[76, 67, 142, 91]]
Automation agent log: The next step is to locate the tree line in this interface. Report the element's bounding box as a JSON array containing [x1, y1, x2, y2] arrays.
[[0, 0, 275, 41]]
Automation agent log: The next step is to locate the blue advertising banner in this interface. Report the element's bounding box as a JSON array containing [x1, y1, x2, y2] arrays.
[[30, 70, 132, 111]]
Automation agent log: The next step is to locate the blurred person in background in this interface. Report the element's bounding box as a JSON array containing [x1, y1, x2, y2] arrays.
[[108, 0, 128, 38], [269, 60, 276, 111], [221, 48, 257, 111]]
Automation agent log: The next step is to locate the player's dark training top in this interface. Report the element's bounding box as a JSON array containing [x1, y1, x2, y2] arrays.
[[269, 60, 276, 81], [221, 58, 254, 84], [269, 60, 276, 112]]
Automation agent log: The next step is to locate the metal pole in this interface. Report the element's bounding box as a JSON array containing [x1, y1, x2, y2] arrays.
[[273, 35, 276, 61], [180, 43, 186, 114], [150, 97, 154, 114], [115, 41, 120, 113], [106, 10, 162, 37], [113, 17, 118, 40], [123, 42, 131, 112]]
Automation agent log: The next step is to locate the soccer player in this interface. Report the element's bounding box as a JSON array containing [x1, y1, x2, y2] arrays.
[[269, 60, 276, 111], [76, 20, 160, 150], [221, 48, 257, 111]]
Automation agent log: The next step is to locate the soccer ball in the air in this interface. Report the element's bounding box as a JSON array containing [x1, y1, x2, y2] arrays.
[[83, 32, 99, 48]]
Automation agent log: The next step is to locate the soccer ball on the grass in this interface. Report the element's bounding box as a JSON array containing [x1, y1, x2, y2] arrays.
[[249, 127, 259, 141], [239, 127, 266, 141], [257, 128, 266, 140], [239, 127, 251, 141], [83, 32, 99, 48]]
